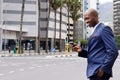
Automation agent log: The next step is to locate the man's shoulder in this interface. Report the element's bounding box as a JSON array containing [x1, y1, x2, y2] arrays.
[[99, 23, 112, 30]]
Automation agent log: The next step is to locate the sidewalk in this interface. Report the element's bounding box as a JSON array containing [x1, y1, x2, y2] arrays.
[[1, 50, 119, 58], [0, 50, 78, 57]]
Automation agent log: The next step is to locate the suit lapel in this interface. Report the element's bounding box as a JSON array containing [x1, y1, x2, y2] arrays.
[[88, 23, 103, 50]]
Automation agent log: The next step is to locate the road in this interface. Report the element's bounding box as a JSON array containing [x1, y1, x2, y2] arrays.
[[0, 55, 120, 80]]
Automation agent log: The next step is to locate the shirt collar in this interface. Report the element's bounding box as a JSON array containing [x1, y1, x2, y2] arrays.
[[91, 22, 101, 35]]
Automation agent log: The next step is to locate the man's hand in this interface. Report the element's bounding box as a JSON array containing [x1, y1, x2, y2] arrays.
[[97, 69, 104, 77], [73, 45, 82, 53]]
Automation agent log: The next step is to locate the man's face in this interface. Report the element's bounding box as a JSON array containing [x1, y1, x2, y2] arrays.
[[84, 13, 97, 27]]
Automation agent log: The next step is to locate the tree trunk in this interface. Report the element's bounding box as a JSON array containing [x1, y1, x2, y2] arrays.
[[54, 10, 56, 48], [68, 0, 70, 43], [37, 0, 41, 53], [59, 7, 62, 52], [73, 20, 76, 42], [19, 0, 25, 54], [45, 2, 50, 53]]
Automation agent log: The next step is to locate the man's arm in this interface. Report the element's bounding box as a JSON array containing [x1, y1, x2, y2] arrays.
[[74, 46, 88, 58], [100, 26, 119, 74], [78, 49, 88, 58]]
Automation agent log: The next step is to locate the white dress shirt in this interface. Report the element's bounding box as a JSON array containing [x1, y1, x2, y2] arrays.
[[91, 22, 101, 35]]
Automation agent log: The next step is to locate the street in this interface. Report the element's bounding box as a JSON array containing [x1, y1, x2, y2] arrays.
[[0, 54, 120, 80]]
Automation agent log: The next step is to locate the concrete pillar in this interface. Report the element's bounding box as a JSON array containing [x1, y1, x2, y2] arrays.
[[51, 38, 54, 49], [35, 37, 38, 53]]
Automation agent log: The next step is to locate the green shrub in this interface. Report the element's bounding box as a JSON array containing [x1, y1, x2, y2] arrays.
[[80, 39, 88, 48], [115, 36, 120, 49], [75, 38, 88, 48]]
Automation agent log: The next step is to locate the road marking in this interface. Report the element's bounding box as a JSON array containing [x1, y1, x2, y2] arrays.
[[37, 66, 42, 68], [9, 71, 15, 74], [0, 73, 4, 76], [0, 64, 8, 67], [31, 64, 38, 66], [19, 69, 24, 71], [52, 64, 57, 66], [11, 64, 19, 66], [59, 63, 63, 64], [1, 62, 6, 63], [65, 62, 70, 64], [44, 64, 49, 67], [29, 67, 35, 69], [30, 61, 35, 63], [16, 63, 26, 65]]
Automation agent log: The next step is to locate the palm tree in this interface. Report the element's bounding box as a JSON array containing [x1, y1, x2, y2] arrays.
[[59, 6, 62, 52], [49, 0, 62, 49], [59, 0, 64, 52], [37, 0, 41, 53], [69, 0, 81, 42], [65, 0, 71, 43], [45, 0, 51, 53], [70, 12, 81, 42], [19, 0, 25, 54]]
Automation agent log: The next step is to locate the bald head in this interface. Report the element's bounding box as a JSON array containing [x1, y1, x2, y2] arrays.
[[85, 9, 99, 18], [84, 9, 99, 27]]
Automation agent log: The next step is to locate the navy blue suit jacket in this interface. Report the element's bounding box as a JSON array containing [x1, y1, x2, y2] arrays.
[[78, 23, 119, 78]]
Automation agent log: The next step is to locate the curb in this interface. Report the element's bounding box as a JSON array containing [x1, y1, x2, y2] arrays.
[[55, 54, 77, 57], [0, 52, 78, 58], [46, 54, 77, 58], [0, 53, 40, 57]]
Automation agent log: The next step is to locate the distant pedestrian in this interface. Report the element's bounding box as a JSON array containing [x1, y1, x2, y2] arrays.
[[74, 9, 119, 80], [51, 48, 56, 54], [27, 43, 30, 50]]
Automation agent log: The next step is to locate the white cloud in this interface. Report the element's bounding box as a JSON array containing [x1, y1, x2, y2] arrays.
[[99, 0, 113, 4]]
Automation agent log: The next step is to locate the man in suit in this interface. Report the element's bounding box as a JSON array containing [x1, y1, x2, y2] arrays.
[[74, 9, 119, 80]]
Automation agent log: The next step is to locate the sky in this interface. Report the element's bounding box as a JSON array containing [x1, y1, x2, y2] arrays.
[[99, 0, 113, 4]]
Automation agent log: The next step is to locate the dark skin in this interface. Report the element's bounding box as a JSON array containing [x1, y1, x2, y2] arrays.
[[74, 9, 103, 78], [84, 9, 99, 27]]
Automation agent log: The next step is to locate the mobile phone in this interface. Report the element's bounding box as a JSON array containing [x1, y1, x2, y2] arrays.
[[69, 42, 77, 47]]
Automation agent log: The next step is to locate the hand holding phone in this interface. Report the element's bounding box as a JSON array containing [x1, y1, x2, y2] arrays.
[[69, 42, 77, 47], [73, 45, 82, 53]]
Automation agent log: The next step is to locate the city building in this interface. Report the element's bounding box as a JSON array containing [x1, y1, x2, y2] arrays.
[[0, 0, 68, 52], [113, 0, 120, 36]]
